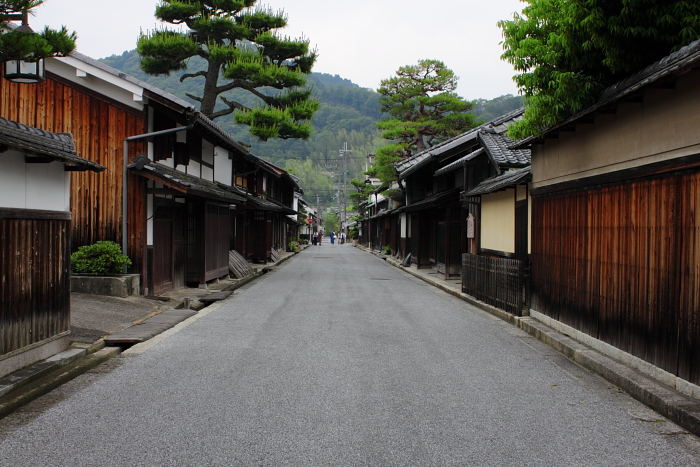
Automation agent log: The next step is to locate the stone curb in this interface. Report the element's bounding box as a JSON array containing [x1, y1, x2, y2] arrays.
[[0, 347, 121, 419], [367, 246, 700, 438]]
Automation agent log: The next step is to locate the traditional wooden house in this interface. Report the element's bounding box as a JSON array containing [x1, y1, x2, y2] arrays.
[[1, 50, 296, 295], [230, 159, 300, 262], [0, 117, 104, 376], [517, 39, 700, 388], [394, 109, 528, 279]]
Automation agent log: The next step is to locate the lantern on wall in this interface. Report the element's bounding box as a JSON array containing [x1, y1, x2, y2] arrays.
[[4, 58, 45, 84]]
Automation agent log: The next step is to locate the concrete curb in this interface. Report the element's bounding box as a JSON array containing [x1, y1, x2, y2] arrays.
[[0, 347, 121, 419], [367, 246, 700, 438]]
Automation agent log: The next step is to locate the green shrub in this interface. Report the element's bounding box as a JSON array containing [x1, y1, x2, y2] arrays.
[[71, 241, 132, 275], [382, 245, 391, 255]]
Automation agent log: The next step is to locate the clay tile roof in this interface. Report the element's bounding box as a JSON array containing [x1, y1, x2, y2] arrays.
[[478, 131, 530, 167], [463, 167, 531, 196], [396, 107, 526, 179], [0, 117, 105, 172]]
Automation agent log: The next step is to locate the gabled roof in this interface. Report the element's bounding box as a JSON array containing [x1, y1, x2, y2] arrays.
[[478, 131, 530, 167], [433, 148, 485, 177], [64, 52, 254, 161], [0, 117, 105, 172], [127, 155, 245, 204], [515, 38, 700, 148], [259, 159, 303, 193], [463, 167, 531, 196], [396, 108, 526, 179]]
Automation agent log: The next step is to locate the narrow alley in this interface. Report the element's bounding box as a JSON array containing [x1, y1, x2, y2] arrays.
[[0, 244, 698, 466]]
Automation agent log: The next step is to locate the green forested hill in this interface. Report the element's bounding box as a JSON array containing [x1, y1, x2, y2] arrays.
[[100, 49, 523, 209], [101, 49, 383, 206]]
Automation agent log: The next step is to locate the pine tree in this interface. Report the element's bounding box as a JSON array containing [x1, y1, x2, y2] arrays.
[[374, 59, 478, 183], [137, 1, 319, 141], [0, 1, 76, 64]]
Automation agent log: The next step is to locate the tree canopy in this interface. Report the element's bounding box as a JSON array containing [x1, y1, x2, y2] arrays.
[[0, 1, 76, 64], [374, 59, 478, 183], [137, 0, 318, 141], [499, 0, 700, 139]]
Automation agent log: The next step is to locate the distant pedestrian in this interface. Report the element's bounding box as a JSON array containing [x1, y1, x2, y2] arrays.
[[330, 231, 335, 245], [312, 232, 318, 246], [340, 232, 346, 244], [318, 231, 322, 245]]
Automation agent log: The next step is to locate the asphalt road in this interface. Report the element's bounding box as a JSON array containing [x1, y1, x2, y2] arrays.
[[0, 244, 699, 466]]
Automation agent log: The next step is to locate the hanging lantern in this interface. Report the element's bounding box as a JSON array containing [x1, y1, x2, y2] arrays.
[[2, 11, 46, 84], [4, 58, 45, 84]]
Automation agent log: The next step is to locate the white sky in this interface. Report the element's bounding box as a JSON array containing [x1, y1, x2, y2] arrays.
[[31, 0, 524, 100]]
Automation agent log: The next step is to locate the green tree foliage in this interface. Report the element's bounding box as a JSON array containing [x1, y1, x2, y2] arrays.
[[499, 0, 700, 139], [0, 1, 76, 64], [323, 210, 339, 233], [374, 59, 478, 183], [137, 0, 318, 141], [348, 178, 374, 211]]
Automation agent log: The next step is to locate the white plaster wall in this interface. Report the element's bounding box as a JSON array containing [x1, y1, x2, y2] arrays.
[[202, 165, 214, 182], [400, 213, 407, 238], [214, 147, 232, 185], [481, 189, 515, 253], [26, 163, 70, 211], [0, 151, 70, 211], [0, 152, 26, 208], [188, 160, 201, 178]]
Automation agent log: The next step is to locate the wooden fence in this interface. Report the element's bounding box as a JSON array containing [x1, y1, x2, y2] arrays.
[[531, 169, 700, 385], [0, 211, 71, 356], [462, 253, 528, 316]]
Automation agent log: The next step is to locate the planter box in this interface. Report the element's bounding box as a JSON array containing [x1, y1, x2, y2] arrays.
[[71, 274, 140, 298]]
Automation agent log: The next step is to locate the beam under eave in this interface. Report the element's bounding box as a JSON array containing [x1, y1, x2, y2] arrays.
[[25, 156, 54, 163], [64, 165, 90, 172]]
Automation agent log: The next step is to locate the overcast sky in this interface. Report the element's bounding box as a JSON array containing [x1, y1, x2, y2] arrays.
[[31, 0, 524, 100]]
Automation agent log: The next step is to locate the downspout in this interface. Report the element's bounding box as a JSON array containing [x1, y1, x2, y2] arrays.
[[122, 125, 194, 271]]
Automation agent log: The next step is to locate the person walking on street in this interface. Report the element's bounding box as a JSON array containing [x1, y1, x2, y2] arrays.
[[330, 231, 335, 245], [318, 230, 322, 245], [340, 231, 345, 244], [312, 231, 317, 246]]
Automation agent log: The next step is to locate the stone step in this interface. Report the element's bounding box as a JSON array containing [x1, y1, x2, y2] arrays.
[[0, 348, 86, 398]]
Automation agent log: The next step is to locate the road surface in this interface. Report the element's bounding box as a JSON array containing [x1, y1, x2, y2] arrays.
[[0, 244, 699, 466]]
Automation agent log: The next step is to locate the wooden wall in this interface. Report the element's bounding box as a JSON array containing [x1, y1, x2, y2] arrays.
[[0, 74, 146, 272], [531, 168, 700, 384], [0, 211, 71, 356]]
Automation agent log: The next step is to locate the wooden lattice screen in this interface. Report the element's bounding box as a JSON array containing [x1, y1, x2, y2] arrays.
[[462, 253, 528, 316]]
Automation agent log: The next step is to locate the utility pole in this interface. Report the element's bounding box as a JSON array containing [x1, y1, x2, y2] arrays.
[[339, 142, 350, 233]]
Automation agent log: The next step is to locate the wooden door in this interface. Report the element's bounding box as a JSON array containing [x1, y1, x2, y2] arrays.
[[172, 203, 186, 290], [153, 206, 173, 295]]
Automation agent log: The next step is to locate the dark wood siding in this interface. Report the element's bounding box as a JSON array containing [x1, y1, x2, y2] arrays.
[[531, 168, 700, 384], [204, 203, 229, 281], [0, 74, 146, 274], [0, 212, 71, 356]]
